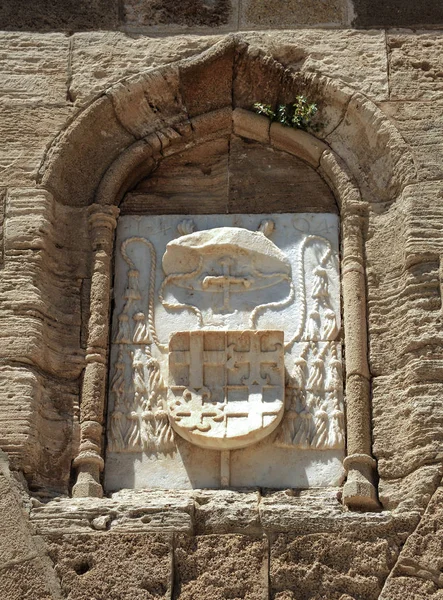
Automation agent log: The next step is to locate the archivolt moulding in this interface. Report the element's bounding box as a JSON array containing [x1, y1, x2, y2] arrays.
[[34, 37, 418, 510]]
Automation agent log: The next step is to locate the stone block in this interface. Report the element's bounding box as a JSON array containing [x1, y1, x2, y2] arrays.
[[30, 491, 195, 536], [270, 528, 401, 600], [0, 105, 72, 187], [40, 96, 135, 206], [240, 0, 347, 28], [0, 453, 61, 599], [174, 534, 267, 600], [122, 137, 229, 215], [193, 489, 260, 535], [122, 0, 238, 30], [233, 45, 285, 111], [0, 0, 118, 31], [0, 33, 69, 106], [378, 464, 442, 513], [326, 93, 417, 203], [240, 30, 388, 102], [276, 71, 353, 139], [388, 32, 443, 101], [70, 33, 221, 107], [232, 108, 270, 144], [269, 122, 328, 167], [352, 0, 443, 28], [379, 101, 443, 182], [0, 366, 78, 492], [46, 533, 172, 599], [380, 487, 443, 598], [228, 135, 337, 214], [108, 66, 186, 140], [2, 557, 59, 600], [179, 39, 235, 117], [189, 107, 232, 142], [379, 577, 443, 600]]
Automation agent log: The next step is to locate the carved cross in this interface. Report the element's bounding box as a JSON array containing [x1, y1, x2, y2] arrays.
[[172, 386, 224, 432], [202, 257, 251, 311]]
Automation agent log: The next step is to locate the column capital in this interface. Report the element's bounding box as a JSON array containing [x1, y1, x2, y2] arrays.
[[88, 204, 120, 248]]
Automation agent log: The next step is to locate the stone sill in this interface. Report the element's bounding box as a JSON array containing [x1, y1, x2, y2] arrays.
[[30, 487, 398, 538]]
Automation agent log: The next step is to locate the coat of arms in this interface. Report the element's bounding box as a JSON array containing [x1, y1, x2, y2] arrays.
[[167, 330, 285, 449]]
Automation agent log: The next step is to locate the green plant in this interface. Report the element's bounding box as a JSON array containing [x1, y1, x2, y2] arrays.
[[253, 96, 318, 131]]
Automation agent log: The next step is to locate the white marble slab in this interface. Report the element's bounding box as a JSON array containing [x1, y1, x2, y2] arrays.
[[104, 213, 345, 491]]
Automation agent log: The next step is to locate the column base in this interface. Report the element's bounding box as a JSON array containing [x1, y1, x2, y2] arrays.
[[72, 466, 103, 498], [343, 454, 380, 511]]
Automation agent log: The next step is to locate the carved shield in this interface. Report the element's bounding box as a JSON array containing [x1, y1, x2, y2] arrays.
[[167, 330, 285, 450]]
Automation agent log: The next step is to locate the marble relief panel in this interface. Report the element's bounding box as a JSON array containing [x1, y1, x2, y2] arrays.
[[105, 213, 344, 491]]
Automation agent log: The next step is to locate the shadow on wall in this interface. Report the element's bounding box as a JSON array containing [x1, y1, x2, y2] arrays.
[[0, 0, 442, 31]]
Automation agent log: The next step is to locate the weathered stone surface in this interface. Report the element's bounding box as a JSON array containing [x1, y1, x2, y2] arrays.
[[179, 39, 235, 118], [269, 122, 328, 167], [326, 93, 417, 203], [107, 66, 186, 139], [40, 96, 135, 206], [193, 490, 260, 535], [0, 33, 69, 106], [123, 137, 229, 214], [241, 0, 347, 28], [380, 486, 443, 599], [0, 366, 79, 493], [270, 527, 402, 600], [175, 534, 267, 599], [353, 0, 443, 29], [379, 464, 443, 513], [379, 100, 443, 182], [228, 135, 336, 213], [125, 134, 337, 215], [380, 577, 443, 600], [233, 44, 285, 111], [1, 189, 87, 377], [388, 32, 443, 101], [258, 488, 414, 534], [0, 0, 118, 31], [31, 491, 195, 535], [0, 106, 72, 187], [122, 0, 236, 29], [233, 108, 270, 144], [70, 33, 222, 106], [241, 30, 389, 102], [46, 533, 171, 599], [0, 452, 62, 600], [367, 182, 443, 489]]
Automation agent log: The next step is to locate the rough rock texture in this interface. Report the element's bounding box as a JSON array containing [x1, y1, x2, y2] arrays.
[[270, 530, 399, 600], [352, 0, 443, 28], [388, 32, 443, 102], [241, 0, 346, 28], [0, 451, 62, 600], [175, 534, 267, 599], [47, 533, 172, 600], [0, 0, 119, 31], [123, 0, 235, 30], [1, 1, 442, 31], [380, 486, 443, 599]]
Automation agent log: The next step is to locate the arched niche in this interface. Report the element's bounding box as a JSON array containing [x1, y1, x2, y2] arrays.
[[35, 37, 417, 510]]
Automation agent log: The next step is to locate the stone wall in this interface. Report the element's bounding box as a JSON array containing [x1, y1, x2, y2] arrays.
[[1, 0, 443, 31], [0, 18, 443, 600]]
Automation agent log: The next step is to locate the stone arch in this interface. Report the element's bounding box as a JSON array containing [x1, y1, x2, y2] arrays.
[[37, 37, 417, 509], [37, 37, 417, 209]]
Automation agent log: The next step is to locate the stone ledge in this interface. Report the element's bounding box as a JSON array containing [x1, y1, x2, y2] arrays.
[[29, 487, 415, 537]]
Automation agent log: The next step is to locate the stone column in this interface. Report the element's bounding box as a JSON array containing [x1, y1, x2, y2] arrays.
[[72, 204, 119, 498], [341, 206, 379, 510]]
